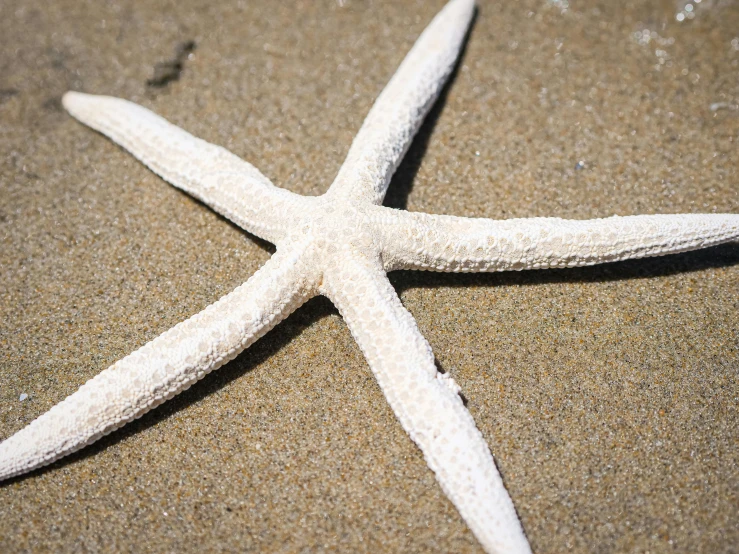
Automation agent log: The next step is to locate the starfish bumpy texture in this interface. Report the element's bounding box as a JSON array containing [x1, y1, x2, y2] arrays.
[[1, 0, 737, 552]]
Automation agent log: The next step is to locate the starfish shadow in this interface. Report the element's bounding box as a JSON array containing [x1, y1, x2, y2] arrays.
[[376, 9, 739, 299], [384, 8, 478, 211], [389, 242, 739, 294], [377, 8, 739, 293], [2, 295, 338, 484]]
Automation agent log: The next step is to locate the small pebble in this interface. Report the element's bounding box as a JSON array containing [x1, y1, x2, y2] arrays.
[[709, 102, 737, 112], [19, 393, 28, 402]]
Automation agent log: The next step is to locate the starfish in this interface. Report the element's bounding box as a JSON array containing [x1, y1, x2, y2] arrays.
[[1, 0, 737, 551]]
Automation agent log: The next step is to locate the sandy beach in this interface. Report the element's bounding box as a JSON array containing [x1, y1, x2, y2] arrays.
[[1, 0, 737, 552]]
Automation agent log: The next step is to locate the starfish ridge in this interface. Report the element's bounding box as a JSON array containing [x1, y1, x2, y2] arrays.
[[1, 0, 737, 552]]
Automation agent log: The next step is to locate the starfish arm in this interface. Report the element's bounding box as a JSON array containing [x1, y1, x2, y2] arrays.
[[0, 247, 317, 481], [373, 208, 739, 272], [62, 91, 302, 244], [327, 0, 475, 205], [322, 255, 531, 554]]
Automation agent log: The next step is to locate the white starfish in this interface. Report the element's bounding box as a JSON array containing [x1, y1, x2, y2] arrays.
[[1, 0, 737, 551]]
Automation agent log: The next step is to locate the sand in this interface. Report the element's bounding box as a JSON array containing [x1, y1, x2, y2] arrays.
[[0, 0, 737, 552]]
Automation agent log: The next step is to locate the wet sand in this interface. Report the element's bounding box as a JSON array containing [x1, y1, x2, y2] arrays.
[[0, 0, 737, 552]]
